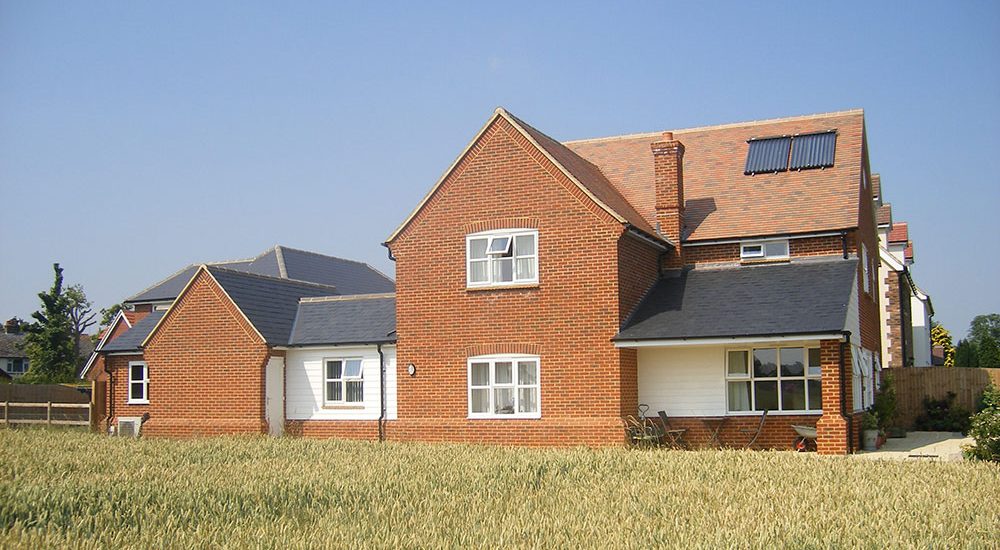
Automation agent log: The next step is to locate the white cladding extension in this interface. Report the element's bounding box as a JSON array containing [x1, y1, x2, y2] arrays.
[[285, 345, 397, 421]]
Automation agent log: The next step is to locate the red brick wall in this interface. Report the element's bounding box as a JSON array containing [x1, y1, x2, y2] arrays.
[[617, 235, 661, 417], [118, 270, 271, 436], [654, 414, 821, 450], [683, 235, 845, 265], [387, 115, 659, 446], [855, 137, 882, 356]]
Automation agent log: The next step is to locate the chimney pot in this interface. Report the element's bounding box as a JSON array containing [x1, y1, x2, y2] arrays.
[[662, 131, 674, 141]]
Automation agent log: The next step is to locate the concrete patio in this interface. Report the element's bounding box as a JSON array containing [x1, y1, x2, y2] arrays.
[[854, 431, 972, 462]]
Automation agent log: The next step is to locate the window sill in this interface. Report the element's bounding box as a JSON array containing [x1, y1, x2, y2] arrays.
[[466, 283, 539, 292], [126, 400, 149, 405], [467, 414, 541, 420], [740, 258, 791, 266], [725, 410, 822, 416], [323, 404, 365, 410]]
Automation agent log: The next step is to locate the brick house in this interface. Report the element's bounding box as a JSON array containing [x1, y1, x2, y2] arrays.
[[873, 182, 935, 368], [83, 246, 396, 437], [383, 108, 882, 454], [87, 109, 890, 455]]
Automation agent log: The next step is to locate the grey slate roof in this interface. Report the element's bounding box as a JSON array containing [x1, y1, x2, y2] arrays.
[[290, 295, 396, 346], [206, 266, 337, 345], [615, 259, 859, 341], [125, 246, 394, 304], [101, 310, 166, 352], [0, 333, 27, 358]]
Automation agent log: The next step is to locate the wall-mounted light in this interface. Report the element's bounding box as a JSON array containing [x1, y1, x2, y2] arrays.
[[407, 363, 416, 376]]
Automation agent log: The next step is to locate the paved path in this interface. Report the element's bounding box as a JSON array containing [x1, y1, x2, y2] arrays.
[[854, 431, 972, 462]]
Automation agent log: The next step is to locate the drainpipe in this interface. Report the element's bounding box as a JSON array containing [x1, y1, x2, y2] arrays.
[[841, 231, 849, 259], [840, 330, 853, 452], [104, 356, 113, 432], [377, 343, 386, 442]]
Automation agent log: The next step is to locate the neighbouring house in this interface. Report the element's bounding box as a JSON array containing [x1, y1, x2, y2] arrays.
[[383, 108, 881, 455], [873, 180, 935, 368], [82, 245, 396, 436], [86, 108, 898, 455], [0, 334, 29, 378]]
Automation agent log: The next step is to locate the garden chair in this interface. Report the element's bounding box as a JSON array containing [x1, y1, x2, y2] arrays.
[[657, 410, 688, 449], [738, 409, 768, 449]]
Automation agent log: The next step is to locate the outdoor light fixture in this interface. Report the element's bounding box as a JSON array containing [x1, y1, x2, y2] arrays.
[[407, 363, 416, 376]]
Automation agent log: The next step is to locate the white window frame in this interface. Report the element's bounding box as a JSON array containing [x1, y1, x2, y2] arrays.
[[740, 238, 790, 261], [467, 355, 541, 419], [466, 229, 538, 288], [127, 361, 149, 404], [324, 358, 364, 405], [725, 346, 822, 414], [6, 358, 27, 375]]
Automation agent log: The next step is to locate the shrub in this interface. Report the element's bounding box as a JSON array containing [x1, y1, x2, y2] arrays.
[[965, 384, 1000, 461], [913, 392, 971, 433], [871, 373, 898, 430]]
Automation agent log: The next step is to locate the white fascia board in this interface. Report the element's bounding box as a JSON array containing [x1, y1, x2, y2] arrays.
[[614, 333, 846, 348]]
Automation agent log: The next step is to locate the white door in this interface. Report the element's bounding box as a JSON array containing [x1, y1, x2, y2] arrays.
[[265, 357, 285, 436]]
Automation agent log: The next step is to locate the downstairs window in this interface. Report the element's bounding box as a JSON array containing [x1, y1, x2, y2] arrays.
[[726, 347, 821, 413], [325, 358, 364, 404], [468, 356, 540, 418]]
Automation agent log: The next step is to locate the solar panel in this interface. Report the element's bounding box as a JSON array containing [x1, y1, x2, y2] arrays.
[[744, 137, 791, 174], [790, 131, 837, 170]]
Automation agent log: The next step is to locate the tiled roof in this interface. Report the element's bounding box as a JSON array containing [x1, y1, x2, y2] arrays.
[[876, 203, 893, 226], [290, 294, 396, 346], [0, 333, 27, 358], [504, 111, 658, 237], [206, 266, 338, 345], [125, 246, 394, 304], [871, 173, 882, 201], [888, 222, 909, 244], [615, 259, 858, 341], [101, 311, 166, 352], [565, 110, 866, 241]]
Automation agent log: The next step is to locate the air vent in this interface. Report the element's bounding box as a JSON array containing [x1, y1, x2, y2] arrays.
[[117, 418, 142, 438]]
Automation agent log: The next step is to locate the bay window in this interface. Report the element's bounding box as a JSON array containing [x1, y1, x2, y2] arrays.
[[468, 356, 540, 418], [467, 230, 538, 287], [726, 347, 821, 413]]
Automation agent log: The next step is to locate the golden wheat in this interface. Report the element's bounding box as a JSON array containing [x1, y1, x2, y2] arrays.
[[0, 428, 997, 549]]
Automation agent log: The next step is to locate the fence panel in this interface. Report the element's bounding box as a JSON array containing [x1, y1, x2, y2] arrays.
[[890, 367, 1000, 429]]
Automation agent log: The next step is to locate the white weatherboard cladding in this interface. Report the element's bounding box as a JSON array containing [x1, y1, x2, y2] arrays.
[[265, 356, 285, 436], [844, 273, 861, 345], [285, 346, 397, 421], [638, 346, 726, 417], [911, 296, 932, 367]]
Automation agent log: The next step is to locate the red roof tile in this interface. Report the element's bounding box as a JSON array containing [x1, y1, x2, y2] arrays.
[[888, 222, 909, 244], [565, 110, 866, 241], [877, 203, 892, 226]]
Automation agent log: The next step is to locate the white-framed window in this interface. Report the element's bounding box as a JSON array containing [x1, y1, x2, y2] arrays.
[[740, 239, 789, 260], [325, 358, 364, 404], [726, 346, 822, 413], [861, 243, 871, 295], [468, 355, 540, 418], [5, 358, 27, 375], [467, 229, 538, 287], [127, 361, 149, 404]]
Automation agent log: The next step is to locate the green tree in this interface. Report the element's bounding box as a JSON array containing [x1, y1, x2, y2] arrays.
[[99, 303, 124, 328], [977, 336, 1000, 368], [21, 264, 77, 383], [64, 284, 97, 368], [969, 314, 1000, 345], [955, 339, 980, 368], [931, 323, 955, 367]]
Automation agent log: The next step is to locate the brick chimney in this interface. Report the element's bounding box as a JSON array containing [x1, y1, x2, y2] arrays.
[[651, 132, 685, 268], [4, 318, 20, 334]]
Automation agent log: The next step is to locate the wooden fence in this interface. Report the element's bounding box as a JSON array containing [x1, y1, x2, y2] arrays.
[[0, 384, 93, 428], [889, 367, 1000, 429]]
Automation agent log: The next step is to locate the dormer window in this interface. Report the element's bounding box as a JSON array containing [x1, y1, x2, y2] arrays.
[[740, 239, 789, 261], [467, 230, 538, 287]]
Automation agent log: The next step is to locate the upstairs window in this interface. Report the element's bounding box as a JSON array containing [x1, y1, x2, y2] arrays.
[[740, 239, 789, 260], [467, 230, 538, 287], [325, 358, 364, 404], [5, 358, 27, 376]]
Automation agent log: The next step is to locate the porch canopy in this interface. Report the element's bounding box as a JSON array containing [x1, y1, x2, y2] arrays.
[[615, 258, 858, 346]]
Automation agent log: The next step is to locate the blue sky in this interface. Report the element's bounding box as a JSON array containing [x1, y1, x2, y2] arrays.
[[1, 1, 998, 338]]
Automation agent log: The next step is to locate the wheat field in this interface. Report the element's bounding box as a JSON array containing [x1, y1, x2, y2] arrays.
[[0, 428, 997, 549]]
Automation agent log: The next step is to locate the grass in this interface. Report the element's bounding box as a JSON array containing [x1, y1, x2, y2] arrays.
[[0, 428, 998, 548]]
